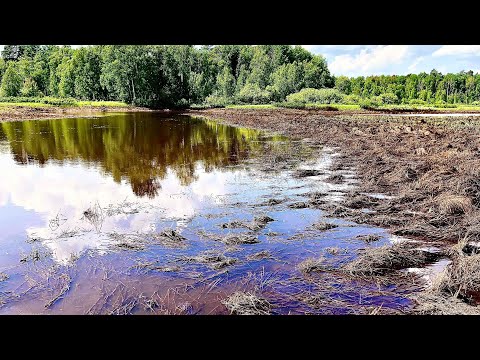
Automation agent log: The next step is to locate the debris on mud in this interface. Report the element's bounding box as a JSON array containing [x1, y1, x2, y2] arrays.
[[222, 291, 272, 315]]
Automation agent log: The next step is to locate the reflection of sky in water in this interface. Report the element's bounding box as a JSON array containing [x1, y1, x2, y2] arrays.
[[0, 152, 268, 263]]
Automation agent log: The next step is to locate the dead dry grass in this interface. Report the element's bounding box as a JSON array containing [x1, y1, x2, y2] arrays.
[[342, 243, 441, 276], [222, 291, 272, 315]]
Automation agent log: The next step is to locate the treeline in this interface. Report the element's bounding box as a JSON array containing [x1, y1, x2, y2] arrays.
[[335, 71, 480, 106], [0, 45, 333, 108]]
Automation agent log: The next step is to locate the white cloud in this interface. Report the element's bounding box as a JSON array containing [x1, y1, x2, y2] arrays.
[[408, 56, 425, 72], [329, 45, 410, 76], [433, 45, 480, 57]]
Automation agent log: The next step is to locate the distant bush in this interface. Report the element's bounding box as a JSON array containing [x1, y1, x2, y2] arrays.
[[434, 101, 457, 108], [235, 83, 272, 104], [286, 88, 344, 104], [409, 99, 428, 105], [359, 99, 381, 110], [341, 94, 361, 104], [204, 95, 230, 108], [174, 98, 190, 108], [274, 101, 306, 109], [378, 92, 399, 105]]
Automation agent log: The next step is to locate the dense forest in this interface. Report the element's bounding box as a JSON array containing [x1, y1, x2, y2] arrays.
[[0, 45, 332, 107], [1, 45, 480, 108]]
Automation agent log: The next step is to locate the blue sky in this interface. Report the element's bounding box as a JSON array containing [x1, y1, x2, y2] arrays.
[[2, 45, 480, 77], [303, 45, 480, 76]]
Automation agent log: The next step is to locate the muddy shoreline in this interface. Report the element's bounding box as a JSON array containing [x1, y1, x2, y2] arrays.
[[182, 108, 480, 313], [0, 105, 154, 122]]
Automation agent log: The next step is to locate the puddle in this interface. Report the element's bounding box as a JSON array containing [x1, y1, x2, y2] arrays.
[[0, 113, 425, 314]]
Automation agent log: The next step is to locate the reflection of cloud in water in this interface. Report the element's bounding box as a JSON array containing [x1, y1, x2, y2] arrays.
[[0, 154, 243, 263]]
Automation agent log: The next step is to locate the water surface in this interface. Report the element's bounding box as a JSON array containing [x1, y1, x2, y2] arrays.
[[0, 113, 418, 314]]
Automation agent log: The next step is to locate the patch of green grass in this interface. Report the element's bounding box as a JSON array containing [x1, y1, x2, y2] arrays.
[[0, 102, 53, 108], [306, 103, 359, 110], [76, 101, 129, 107], [226, 104, 275, 109]]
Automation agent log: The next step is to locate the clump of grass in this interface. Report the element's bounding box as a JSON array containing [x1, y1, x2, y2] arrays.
[[435, 253, 480, 300], [312, 221, 338, 231], [437, 194, 472, 216], [288, 201, 309, 209], [247, 250, 272, 261], [412, 292, 480, 315], [184, 252, 237, 270], [261, 198, 284, 206], [222, 292, 272, 315], [221, 220, 246, 229], [151, 229, 187, 248], [298, 257, 332, 274], [356, 234, 382, 243], [325, 174, 345, 184], [221, 233, 259, 245], [325, 247, 341, 255], [342, 244, 440, 276], [82, 202, 105, 232]]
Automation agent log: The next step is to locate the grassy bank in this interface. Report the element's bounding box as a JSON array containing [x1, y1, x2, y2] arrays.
[[0, 97, 129, 108], [224, 103, 480, 112], [0, 97, 148, 122]]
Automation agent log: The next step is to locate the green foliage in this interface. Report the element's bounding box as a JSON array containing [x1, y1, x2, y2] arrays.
[[408, 99, 427, 105], [286, 88, 344, 104], [235, 83, 271, 104], [204, 94, 230, 107], [342, 94, 361, 104], [336, 70, 480, 106], [0, 62, 22, 96], [359, 98, 381, 109], [0, 96, 77, 106], [273, 101, 306, 109], [21, 78, 42, 97]]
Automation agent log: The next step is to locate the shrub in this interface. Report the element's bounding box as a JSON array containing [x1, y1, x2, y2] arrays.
[[409, 99, 427, 105], [379, 92, 399, 105], [273, 101, 306, 109], [359, 98, 380, 110], [235, 83, 272, 104], [204, 94, 230, 108], [342, 94, 361, 104], [434, 101, 457, 108], [286, 88, 344, 104], [21, 78, 42, 97]]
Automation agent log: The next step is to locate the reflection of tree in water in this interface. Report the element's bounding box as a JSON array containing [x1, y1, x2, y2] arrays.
[[0, 113, 268, 198]]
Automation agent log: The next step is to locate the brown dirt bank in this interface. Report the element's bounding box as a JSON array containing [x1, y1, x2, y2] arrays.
[[0, 105, 154, 122], [186, 108, 480, 310]]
